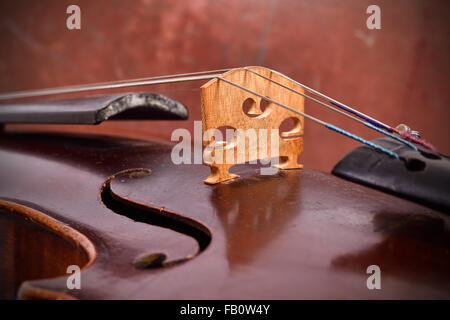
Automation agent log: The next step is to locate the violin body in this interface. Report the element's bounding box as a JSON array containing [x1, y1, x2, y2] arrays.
[[1, 0, 449, 301], [1, 130, 449, 299]]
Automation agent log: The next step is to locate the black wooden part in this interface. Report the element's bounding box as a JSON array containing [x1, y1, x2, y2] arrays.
[[332, 137, 450, 214], [0, 92, 188, 124]]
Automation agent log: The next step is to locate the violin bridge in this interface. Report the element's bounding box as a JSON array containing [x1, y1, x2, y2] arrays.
[[201, 66, 305, 184]]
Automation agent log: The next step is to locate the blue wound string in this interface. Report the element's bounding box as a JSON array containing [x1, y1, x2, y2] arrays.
[[325, 123, 400, 159], [217, 75, 403, 161], [363, 122, 418, 151], [329, 101, 393, 132]]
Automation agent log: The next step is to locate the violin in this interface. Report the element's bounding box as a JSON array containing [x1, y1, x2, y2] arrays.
[[0, 66, 449, 300]]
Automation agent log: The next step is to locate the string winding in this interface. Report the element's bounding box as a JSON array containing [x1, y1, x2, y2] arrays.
[[325, 124, 400, 159], [364, 122, 418, 151]]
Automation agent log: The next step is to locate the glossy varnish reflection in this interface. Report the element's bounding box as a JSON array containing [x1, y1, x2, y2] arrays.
[[0, 131, 448, 299]]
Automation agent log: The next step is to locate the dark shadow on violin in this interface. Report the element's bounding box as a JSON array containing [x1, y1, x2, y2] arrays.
[[0, 132, 162, 175], [331, 211, 450, 291]]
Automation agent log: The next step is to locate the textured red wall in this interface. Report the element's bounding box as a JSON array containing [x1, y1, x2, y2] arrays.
[[1, 0, 449, 172]]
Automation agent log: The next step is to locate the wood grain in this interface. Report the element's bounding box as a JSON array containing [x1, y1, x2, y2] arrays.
[[201, 67, 305, 184]]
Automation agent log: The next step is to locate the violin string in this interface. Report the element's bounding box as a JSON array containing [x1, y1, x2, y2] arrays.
[[268, 69, 392, 132], [243, 68, 418, 151], [217, 76, 400, 160], [0, 66, 432, 151], [0, 68, 232, 101], [398, 130, 435, 151], [268, 68, 436, 151]]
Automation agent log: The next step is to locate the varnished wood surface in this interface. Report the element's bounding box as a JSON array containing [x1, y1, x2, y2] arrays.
[[0, 131, 449, 299]]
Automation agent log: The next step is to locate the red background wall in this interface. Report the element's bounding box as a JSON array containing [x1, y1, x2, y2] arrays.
[[0, 0, 449, 172]]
